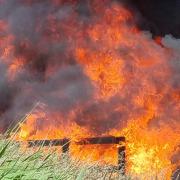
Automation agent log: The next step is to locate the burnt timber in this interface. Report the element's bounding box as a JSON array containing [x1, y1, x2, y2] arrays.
[[76, 136, 125, 145], [28, 138, 70, 153]]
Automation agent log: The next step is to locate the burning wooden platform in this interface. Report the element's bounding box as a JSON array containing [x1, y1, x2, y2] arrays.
[[27, 136, 126, 175]]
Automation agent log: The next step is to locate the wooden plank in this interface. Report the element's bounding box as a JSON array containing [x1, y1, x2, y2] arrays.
[[27, 138, 70, 147], [76, 136, 125, 145]]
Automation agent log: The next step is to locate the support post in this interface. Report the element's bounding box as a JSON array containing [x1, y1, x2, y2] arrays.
[[62, 139, 70, 153], [118, 145, 126, 175]]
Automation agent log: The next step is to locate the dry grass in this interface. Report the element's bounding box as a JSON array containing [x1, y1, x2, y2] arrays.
[[0, 138, 129, 180]]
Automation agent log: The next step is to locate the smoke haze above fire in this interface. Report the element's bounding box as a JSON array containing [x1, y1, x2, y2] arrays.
[[0, 0, 179, 134]]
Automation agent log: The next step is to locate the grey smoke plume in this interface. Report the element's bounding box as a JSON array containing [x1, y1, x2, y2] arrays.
[[0, 0, 94, 131]]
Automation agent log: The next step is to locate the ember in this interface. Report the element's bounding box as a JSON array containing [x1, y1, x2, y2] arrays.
[[0, 0, 179, 179]]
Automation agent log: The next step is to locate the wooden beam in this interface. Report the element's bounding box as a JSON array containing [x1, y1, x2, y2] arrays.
[[76, 136, 125, 145], [28, 138, 69, 147]]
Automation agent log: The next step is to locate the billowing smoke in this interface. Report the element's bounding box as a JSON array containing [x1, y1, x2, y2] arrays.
[[0, 0, 179, 137], [0, 0, 95, 131]]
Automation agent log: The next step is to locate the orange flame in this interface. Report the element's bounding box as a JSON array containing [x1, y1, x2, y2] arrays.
[[2, 2, 179, 179]]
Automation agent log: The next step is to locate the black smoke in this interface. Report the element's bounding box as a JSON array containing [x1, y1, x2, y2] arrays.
[[131, 0, 180, 38]]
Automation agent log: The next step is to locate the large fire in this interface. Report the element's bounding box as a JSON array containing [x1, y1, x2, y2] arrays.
[[0, 0, 179, 179]]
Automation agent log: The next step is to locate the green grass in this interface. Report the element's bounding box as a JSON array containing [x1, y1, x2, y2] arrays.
[[0, 138, 127, 180]]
